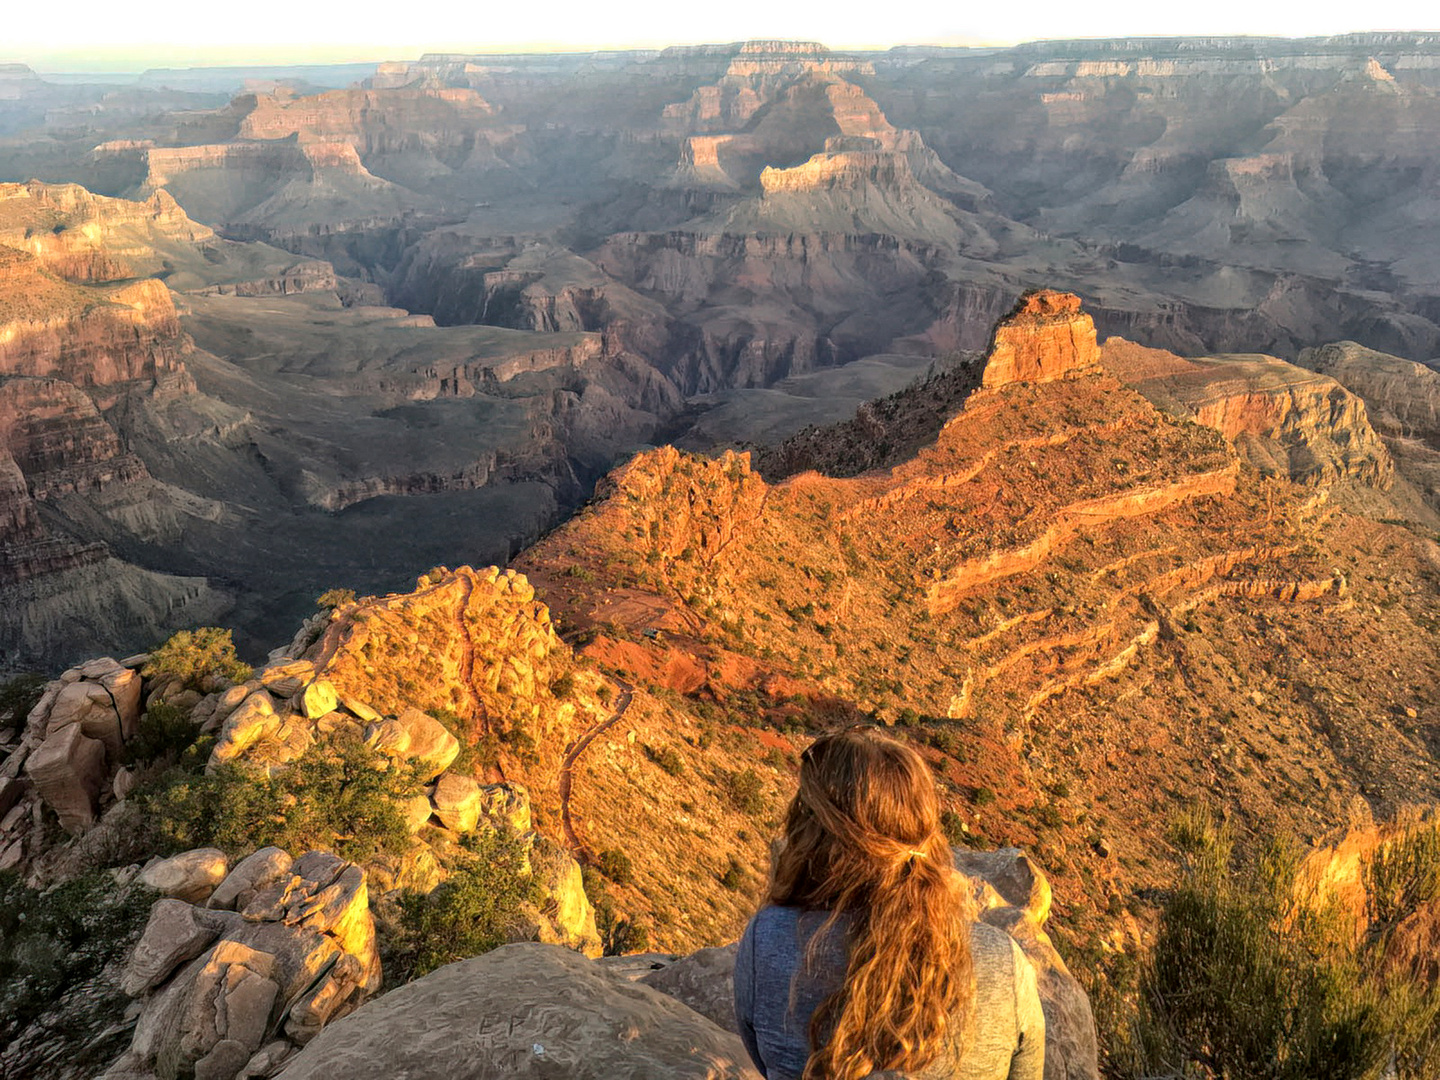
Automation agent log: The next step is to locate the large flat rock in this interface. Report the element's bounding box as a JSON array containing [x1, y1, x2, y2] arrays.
[[281, 942, 760, 1080]]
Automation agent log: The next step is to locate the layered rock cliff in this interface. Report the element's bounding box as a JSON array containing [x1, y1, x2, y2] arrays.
[[0, 180, 211, 280], [1104, 337, 1396, 491], [982, 290, 1101, 388], [516, 290, 1440, 962], [1298, 340, 1440, 515]]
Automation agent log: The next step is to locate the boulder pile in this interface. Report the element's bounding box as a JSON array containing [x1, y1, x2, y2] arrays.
[[105, 847, 380, 1080]]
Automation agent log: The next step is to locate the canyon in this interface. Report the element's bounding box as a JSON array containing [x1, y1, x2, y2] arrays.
[[4, 37, 1440, 668], [1, 33, 1440, 1078], [1, 290, 1435, 1078]]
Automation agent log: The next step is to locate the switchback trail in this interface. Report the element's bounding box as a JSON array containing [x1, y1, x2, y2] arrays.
[[559, 676, 633, 862]]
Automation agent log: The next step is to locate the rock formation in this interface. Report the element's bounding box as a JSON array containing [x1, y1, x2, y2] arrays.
[[0, 218, 233, 665], [1298, 341, 1440, 515], [0, 280, 1437, 1077], [982, 291, 1101, 389], [280, 943, 761, 1079], [514, 290, 1440, 958], [953, 848, 1098, 1080], [104, 848, 381, 1080], [1104, 337, 1397, 491], [13, 656, 144, 833], [269, 844, 1094, 1080]]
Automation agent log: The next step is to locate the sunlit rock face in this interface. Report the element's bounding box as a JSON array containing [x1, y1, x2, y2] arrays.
[[981, 290, 1101, 389]]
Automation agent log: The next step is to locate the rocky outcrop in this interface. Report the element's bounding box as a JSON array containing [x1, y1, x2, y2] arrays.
[[191, 260, 339, 298], [636, 944, 740, 1033], [1300, 341, 1440, 442], [310, 565, 577, 748], [981, 290, 1101, 389], [0, 256, 189, 390], [0, 181, 211, 281], [279, 942, 761, 1080], [197, 625, 600, 956], [19, 656, 143, 832], [1298, 341, 1440, 512], [0, 377, 151, 499], [234, 87, 505, 154], [0, 556, 228, 675], [1106, 337, 1396, 489], [954, 848, 1099, 1080], [105, 849, 381, 1080]]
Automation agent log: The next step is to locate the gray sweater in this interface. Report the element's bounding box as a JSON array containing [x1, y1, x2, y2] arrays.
[[733, 906, 1044, 1080]]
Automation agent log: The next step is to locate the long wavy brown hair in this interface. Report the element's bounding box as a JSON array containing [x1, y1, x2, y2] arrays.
[[768, 726, 975, 1080]]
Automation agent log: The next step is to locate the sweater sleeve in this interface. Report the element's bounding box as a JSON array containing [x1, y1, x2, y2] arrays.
[[1007, 939, 1046, 1080], [734, 915, 767, 1076]]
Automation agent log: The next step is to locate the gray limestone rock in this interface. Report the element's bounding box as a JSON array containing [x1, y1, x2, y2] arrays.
[[280, 943, 761, 1080], [142, 848, 229, 903], [394, 706, 459, 779], [209, 847, 293, 912], [123, 899, 236, 996], [639, 943, 740, 1034], [25, 721, 107, 832], [431, 772, 481, 833]]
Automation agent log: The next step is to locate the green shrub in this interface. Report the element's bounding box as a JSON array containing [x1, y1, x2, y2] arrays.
[[122, 702, 199, 766], [389, 829, 535, 981], [582, 864, 649, 956], [143, 628, 251, 691], [726, 768, 766, 817], [0, 871, 151, 1053], [550, 672, 576, 700], [720, 856, 745, 891], [762, 747, 789, 772], [1115, 812, 1440, 1080], [972, 786, 997, 807], [316, 588, 357, 610], [595, 899, 649, 956], [597, 847, 634, 885], [644, 743, 685, 776], [0, 672, 47, 725], [137, 729, 419, 862], [1365, 818, 1440, 936], [940, 809, 975, 848], [928, 727, 962, 755]]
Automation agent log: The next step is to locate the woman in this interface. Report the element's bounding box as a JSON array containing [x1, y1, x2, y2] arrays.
[[733, 727, 1044, 1080]]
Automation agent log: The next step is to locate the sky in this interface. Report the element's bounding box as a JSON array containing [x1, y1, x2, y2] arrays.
[[5, 0, 1439, 71]]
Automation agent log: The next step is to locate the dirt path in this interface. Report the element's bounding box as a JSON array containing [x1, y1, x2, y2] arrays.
[[559, 677, 633, 861], [452, 574, 486, 732]]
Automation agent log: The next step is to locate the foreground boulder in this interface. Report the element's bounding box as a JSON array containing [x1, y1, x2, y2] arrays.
[[954, 847, 1099, 1080], [105, 849, 380, 1080], [281, 942, 760, 1079], [18, 657, 143, 832]]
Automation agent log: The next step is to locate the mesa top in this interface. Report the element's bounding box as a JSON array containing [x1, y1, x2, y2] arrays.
[[734, 906, 1044, 1080]]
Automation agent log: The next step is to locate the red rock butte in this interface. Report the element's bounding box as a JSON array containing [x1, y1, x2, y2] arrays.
[[982, 289, 1101, 389]]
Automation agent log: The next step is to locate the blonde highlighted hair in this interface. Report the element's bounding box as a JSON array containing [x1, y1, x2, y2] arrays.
[[768, 726, 975, 1080]]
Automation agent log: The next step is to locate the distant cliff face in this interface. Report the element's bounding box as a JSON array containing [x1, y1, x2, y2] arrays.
[[1105, 337, 1397, 492], [0, 180, 211, 280], [1298, 341, 1440, 515]]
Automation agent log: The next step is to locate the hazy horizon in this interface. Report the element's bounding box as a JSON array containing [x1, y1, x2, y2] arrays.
[[5, 0, 1439, 74]]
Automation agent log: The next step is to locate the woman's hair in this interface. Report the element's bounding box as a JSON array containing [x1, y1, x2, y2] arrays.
[[767, 726, 975, 1080]]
